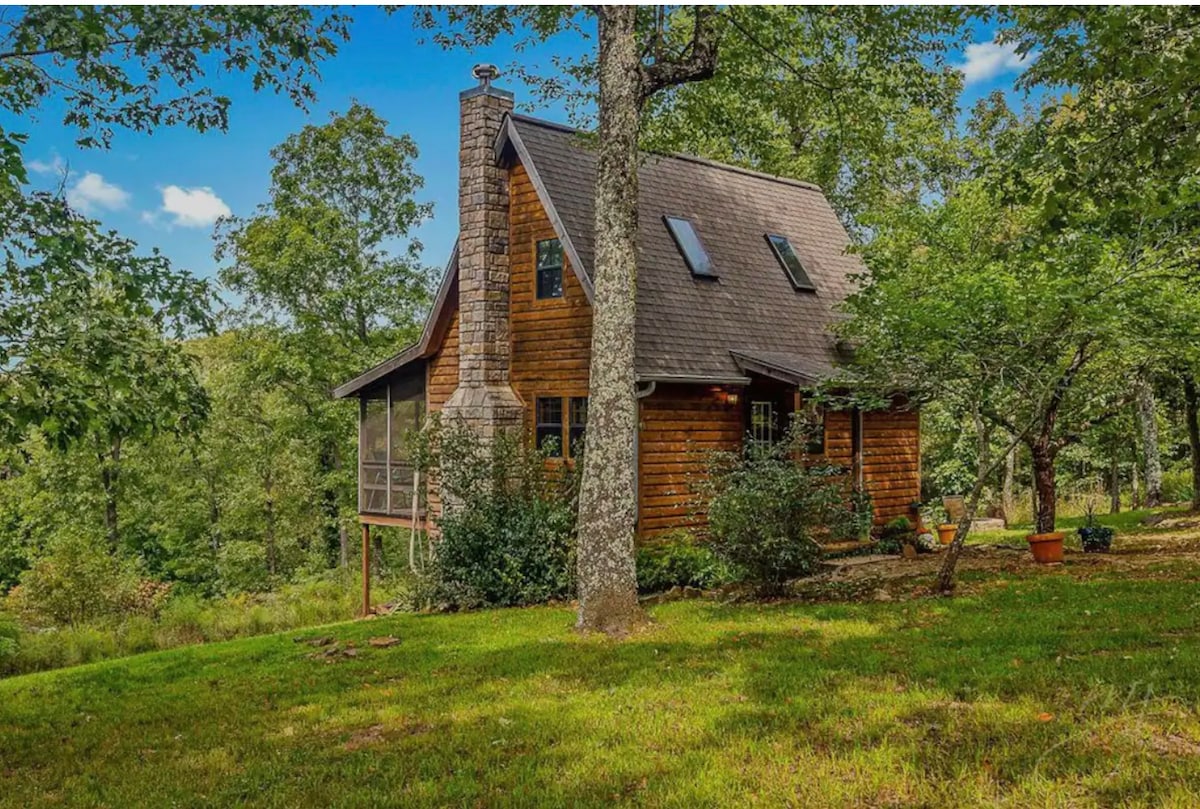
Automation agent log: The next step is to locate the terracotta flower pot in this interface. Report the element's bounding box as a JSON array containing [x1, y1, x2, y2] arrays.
[[1026, 531, 1065, 564], [937, 524, 957, 545]]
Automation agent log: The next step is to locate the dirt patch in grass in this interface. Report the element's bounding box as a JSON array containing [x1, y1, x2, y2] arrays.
[[790, 513, 1200, 603]]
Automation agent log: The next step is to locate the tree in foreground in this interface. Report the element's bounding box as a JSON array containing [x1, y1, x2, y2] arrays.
[[417, 5, 719, 634], [0, 6, 350, 440]]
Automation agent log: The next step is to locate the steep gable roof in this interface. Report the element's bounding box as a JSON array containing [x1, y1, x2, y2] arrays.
[[508, 115, 860, 382], [336, 113, 866, 398]]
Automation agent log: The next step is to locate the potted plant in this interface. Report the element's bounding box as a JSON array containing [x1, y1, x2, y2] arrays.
[[1077, 503, 1114, 553], [1026, 531, 1064, 563], [923, 502, 956, 545]]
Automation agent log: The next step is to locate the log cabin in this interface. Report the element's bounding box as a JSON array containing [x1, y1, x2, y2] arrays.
[[334, 69, 921, 547]]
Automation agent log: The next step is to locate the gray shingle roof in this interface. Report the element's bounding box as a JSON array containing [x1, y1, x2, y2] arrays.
[[511, 115, 862, 382]]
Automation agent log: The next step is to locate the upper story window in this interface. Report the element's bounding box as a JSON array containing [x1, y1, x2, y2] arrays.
[[765, 234, 816, 291], [664, 216, 715, 277], [536, 238, 564, 299]]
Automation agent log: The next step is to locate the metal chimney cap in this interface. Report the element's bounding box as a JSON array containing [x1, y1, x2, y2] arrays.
[[472, 63, 500, 86]]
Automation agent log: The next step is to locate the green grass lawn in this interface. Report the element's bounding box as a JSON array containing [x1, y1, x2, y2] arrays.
[[5, 558, 1200, 807]]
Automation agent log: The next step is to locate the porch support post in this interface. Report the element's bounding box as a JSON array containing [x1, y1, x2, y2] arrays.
[[361, 522, 371, 617]]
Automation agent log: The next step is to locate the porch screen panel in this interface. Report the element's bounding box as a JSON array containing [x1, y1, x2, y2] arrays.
[[359, 389, 389, 513], [388, 377, 425, 515]]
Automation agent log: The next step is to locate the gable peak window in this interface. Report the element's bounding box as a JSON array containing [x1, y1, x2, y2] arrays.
[[765, 233, 816, 291], [536, 238, 564, 299], [664, 215, 716, 278]]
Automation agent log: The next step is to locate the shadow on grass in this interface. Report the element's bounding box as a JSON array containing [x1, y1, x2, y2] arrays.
[[4, 568, 1200, 806]]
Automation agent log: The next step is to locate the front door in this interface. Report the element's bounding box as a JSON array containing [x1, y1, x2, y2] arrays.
[[744, 377, 793, 448]]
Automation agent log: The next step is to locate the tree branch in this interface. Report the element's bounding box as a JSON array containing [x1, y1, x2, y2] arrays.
[[638, 6, 718, 103]]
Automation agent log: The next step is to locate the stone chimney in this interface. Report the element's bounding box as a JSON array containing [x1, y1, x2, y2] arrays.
[[442, 65, 523, 439]]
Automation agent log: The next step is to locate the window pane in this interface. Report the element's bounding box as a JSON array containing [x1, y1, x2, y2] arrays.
[[750, 401, 776, 446], [537, 238, 563, 269], [569, 396, 588, 456], [536, 397, 564, 457], [537, 266, 563, 299], [536, 239, 564, 299], [664, 216, 715, 277], [766, 234, 816, 290]]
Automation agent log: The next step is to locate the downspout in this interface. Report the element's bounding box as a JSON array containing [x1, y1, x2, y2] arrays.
[[632, 381, 658, 526]]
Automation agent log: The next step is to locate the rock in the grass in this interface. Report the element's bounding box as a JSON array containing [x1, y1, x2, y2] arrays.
[[873, 589, 894, 602], [368, 636, 401, 648]]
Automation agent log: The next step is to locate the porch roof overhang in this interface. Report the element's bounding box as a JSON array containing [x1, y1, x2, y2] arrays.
[[332, 243, 460, 400], [729, 349, 827, 388]]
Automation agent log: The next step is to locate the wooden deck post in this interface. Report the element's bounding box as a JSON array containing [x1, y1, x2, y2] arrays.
[[361, 522, 371, 617]]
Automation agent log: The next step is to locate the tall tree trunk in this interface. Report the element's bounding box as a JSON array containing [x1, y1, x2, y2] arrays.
[[1132, 460, 1141, 509], [1136, 376, 1163, 507], [1109, 450, 1121, 514], [1031, 439, 1057, 535], [98, 435, 122, 552], [319, 441, 344, 567], [1185, 373, 1200, 511], [1002, 439, 1015, 524], [338, 523, 349, 568], [576, 5, 644, 634], [264, 472, 277, 576]]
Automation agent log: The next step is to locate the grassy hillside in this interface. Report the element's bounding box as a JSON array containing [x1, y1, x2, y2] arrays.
[[4, 557, 1200, 807]]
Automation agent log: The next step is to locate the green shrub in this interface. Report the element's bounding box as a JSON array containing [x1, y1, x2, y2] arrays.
[[635, 532, 732, 594], [217, 541, 271, 594], [7, 533, 142, 626], [414, 420, 576, 610], [876, 517, 915, 555], [701, 429, 860, 593], [0, 612, 18, 667], [1161, 466, 1193, 505]]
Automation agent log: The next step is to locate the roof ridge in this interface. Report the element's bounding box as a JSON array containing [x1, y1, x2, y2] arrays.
[[510, 113, 824, 194]]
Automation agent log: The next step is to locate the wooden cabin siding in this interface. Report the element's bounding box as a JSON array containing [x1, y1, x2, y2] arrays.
[[508, 162, 593, 436], [637, 384, 742, 538], [862, 407, 921, 524], [424, 311, 458, 522], [427, 311, 459, 413]]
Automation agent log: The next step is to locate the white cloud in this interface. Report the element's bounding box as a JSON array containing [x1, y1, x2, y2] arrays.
[[66, 172, 130, 213], [159, 185, 231, 228], [28, 155, 66, 176], [960, 38, 1031, 85]]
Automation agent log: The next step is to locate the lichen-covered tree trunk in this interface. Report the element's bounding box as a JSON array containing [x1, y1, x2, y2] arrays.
[[1184, 373, 1200, 512], [1136, 376, 1163, 508], [576, 5, 644, 634]]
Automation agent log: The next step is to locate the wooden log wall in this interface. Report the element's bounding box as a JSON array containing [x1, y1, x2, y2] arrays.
[[861, 407, 921, 524], [424, 311, 458, 522], [637, 384, 743, 539], [508, 162, 593, 434]]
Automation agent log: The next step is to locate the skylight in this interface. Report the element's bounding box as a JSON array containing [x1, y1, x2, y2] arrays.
[[765, 234, 816, 291], [664, 216, 715, 277]]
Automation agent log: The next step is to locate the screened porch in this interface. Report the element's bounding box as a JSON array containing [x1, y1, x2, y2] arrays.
[[358, 371, 425, 520]]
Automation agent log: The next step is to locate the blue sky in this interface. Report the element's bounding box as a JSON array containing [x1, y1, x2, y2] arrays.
[[16, 8, 1034, 288]]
